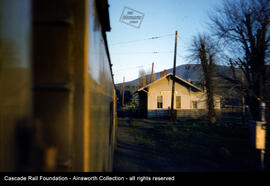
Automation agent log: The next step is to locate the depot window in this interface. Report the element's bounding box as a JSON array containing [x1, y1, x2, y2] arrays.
[[157, 96, 163, 108]]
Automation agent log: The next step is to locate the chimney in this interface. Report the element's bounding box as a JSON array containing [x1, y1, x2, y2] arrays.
[[160, 69, 168, 78]]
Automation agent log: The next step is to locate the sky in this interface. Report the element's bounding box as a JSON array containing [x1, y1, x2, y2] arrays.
[[107, 0, 223, 84]]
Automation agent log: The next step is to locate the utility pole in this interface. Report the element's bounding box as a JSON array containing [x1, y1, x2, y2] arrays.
[[171, 31, 178, 122], [122, 76, 125, 107]]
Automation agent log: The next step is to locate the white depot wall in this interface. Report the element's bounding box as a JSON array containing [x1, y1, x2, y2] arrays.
[[147, 78, 207, 110]]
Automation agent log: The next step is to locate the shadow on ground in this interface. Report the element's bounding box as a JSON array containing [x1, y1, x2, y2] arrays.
[[113, 117, 262, 172]]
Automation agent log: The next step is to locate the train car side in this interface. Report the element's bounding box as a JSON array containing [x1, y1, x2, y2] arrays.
[[0, 0, 116, 172]]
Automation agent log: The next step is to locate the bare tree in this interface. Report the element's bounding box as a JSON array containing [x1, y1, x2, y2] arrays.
[[209, 0, 270, 120], [139, 69, 147, 88], [150, 62, 156, 83], [190, 34, 218, 124]]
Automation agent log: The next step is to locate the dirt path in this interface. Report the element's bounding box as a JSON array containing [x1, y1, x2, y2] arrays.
[[113, 120, 214, 172], [113, 124, 179, 172]]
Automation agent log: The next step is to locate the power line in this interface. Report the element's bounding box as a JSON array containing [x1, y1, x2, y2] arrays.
[[110, 33, 174, 46], [112, 51, 173, 55], [114, 63, 153, 71], [177, 35, 189, 46], [177, 53, 185, 58]]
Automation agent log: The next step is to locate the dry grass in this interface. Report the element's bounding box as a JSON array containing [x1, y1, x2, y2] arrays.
[[117, 114, 262, 171]]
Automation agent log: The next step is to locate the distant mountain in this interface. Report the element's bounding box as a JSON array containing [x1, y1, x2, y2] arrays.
[[117, 64, 230, 86]]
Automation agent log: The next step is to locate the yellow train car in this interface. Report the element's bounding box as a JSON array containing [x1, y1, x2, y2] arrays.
[[0, 0, 117, 172]]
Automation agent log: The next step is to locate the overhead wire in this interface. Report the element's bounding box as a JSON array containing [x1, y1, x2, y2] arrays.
[[111, 32, 187, 78], [111, 51, 174, 55], [114, 63, 153, 72], [110, 33, 174, 46]]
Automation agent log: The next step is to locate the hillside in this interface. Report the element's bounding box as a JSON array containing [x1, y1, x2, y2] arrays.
[[116, 64, 233, 87]]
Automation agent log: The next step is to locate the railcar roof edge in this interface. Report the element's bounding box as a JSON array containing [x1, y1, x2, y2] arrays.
[[95, 0, 115, 89]]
